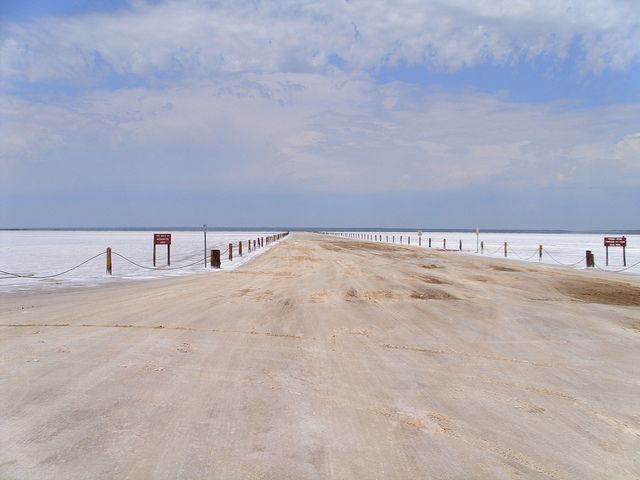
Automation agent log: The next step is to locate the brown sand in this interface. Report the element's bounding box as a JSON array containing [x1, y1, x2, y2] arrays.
[[1, 233, 639, 479]]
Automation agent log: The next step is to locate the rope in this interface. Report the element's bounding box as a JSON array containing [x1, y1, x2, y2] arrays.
[[112, 250, 218, 271], [507, 246, 540, 261], [594, 259, 640, 273], [542, 248, 585, 267], [0, 251, 106, 279]]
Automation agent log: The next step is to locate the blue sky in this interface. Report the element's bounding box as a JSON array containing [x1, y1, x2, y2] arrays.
[[1, 0, 639, 228]]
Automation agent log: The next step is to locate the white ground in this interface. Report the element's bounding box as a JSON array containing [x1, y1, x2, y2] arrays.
[[0, 231, 285, 293]]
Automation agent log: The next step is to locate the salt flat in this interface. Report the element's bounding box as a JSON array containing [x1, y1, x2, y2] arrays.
[[1, 233, 639, 479]]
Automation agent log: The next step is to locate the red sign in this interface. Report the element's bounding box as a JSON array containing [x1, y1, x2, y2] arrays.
[[604, 236, 626, 247], [154, 233, 172, 245]]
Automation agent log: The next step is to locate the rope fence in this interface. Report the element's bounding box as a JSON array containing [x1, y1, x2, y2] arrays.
[[0, 233, 289, 281], [321, 231, 638, 273]]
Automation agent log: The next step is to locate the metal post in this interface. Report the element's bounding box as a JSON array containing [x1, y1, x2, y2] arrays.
[[606, 246, 609, 266], [203, 224, 207, 268]]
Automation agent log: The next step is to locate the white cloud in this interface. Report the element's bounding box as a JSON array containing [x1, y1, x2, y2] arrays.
[[2, 73, 639, 194], [1, 0, 639, 84]]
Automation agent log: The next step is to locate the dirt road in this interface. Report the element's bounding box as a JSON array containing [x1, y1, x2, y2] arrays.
[[1, 233, 639, 479]]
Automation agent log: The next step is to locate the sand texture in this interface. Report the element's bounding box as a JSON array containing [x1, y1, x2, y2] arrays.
[[1, 233, 639, 479]]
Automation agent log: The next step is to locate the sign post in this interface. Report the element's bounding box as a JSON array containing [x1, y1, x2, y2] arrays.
[[203, 224, 208, 268], [153, 233, 172, 267], [604, 236, 627, 266]]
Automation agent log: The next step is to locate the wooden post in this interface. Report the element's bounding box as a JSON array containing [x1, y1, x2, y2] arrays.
[[481, 241, 484, 253], [586, 250, 594, 268], [459, 240, 462, 251], [106, 247, 112, 275], [408, 236, 411, 245], [443, 239, 446, 249], [393, 236, 395, 243], [539, 245, 543, 261], [504, 242, 507, 257], [248, 240, 251, 253], [429, 238, 431, 248], [254, 239, 256, 250], [229, 243, 233, 261], [239, 241, 243, 256], [211, 249, 221, 269], [419, 237, 421, 246], [400, 235, 403, 243]]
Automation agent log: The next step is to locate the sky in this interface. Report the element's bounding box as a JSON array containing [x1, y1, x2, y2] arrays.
[[1, 0, 639, 229]]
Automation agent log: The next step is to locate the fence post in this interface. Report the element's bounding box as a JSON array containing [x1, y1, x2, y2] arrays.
[[481, 241, 484, 254], [459, 240, 462, 251], [443, 239, 446, 249], [106, 247, 112, 275], [239, 241, 243, 256], [586, 250, 594, 268], [539, 245, 543, 261], [504, 242, 507, 257], [408, 236, 411, 245], [429, 238, 431, 248], [211, 249, 221, 269], [229, 243, 233, 261], [254, 239, 257, 250]]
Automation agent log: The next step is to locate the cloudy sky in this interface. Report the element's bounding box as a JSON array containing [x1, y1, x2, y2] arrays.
[[1, 0, 639, 229]]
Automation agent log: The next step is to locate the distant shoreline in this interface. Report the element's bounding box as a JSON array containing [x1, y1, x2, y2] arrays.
[[2, 227, 639, 235]]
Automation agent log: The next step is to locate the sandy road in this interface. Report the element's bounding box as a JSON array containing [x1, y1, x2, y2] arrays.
[[1, 233, 639, 479]]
